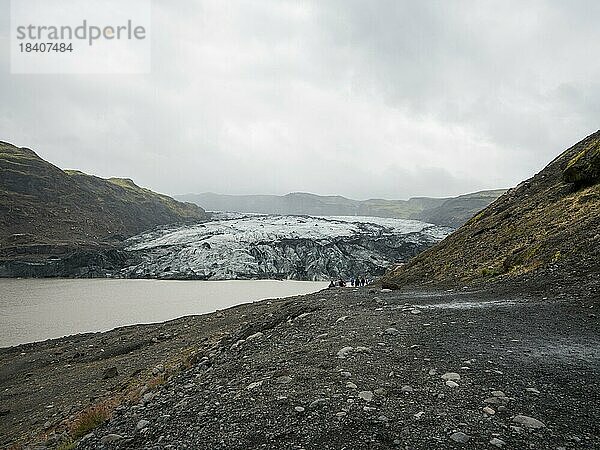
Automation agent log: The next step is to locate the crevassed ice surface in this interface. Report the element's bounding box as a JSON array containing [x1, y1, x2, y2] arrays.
[[123, 215, 452, 281]]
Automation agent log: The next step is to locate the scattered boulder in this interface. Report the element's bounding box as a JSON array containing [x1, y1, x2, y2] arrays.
[[275, 375, 292, 384], [102, 367, 118, 379], [563, 140, 600, 186], [449, 431, 470, 443], [247, 381, 263, 390], [246, 332, 264, 341], [136, 419, 149, 431], [441, 372, 460, 381], [337, 346, 354, 358], [490, 437, 506, 448], [512, 415, 545, 429], [358, 391, 373, 402]]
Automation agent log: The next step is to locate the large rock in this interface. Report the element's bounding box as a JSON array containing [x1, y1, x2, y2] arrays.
[[563, 140, 600, 186]]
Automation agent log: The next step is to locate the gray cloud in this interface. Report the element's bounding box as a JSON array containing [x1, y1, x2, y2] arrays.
[[0, 0, 598, 200]]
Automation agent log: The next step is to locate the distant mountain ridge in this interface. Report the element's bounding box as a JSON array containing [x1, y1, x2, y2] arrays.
[[177, 189, 506, 228], [0, 141, 209, 272]]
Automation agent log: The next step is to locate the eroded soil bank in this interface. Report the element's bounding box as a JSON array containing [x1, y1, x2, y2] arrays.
[[1, 280, 599, 449]]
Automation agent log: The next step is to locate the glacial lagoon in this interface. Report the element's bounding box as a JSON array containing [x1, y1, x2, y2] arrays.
[[0, 279, 327, 347]]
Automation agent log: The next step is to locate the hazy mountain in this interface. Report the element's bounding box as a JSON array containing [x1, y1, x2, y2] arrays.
[[177, 190, 505, 227], [382, 131, 600, 288], [413, 189, 507, 228], [0, 141, 209, 267]]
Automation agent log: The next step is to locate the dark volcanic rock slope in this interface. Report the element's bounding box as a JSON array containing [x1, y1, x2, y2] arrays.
[[0, 141, 208, 275], [382, 131, 600, 288]]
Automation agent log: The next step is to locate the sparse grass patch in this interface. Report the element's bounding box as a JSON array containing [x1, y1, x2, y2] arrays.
[[56, 441, 76, 450], [69, 402, 112, 439], [147, 373, 167, 390], [480, 266, 504, 277]]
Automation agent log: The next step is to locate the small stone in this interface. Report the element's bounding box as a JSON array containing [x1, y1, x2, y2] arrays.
[[445, 380, 459, 388], [450, 431, 470, 443], [142, 392, 155, 404], [294, 406, 305, 412], [247, 381, 263, 390], [377, 415, 388, 422], [441, 372, 460, 381], [484, 396, 508, 405], [275, 376, 292, 384], [102, 367, 118, 379], [401, 385, 414, 393], [410, 309, 422, 315], [337, 346, 354, 358], [136, 419, 149, 431], [340, 371, 352, 378], [491, 390, 506, 397], [336, 411, 347, 417], [101, 434, 124, 444], [246, 332, 263, 341], [490, 437, 506, 448], [346, 382, 358, 389], [358, 391, 373, 402], [385, 327, 399, 335], [525, 387, 540, 394], [428, 368, 438, 376], [512, 415, 545, 429], [483, 406, 495, 415]]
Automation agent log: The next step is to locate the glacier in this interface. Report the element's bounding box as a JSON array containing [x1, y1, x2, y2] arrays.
[[121, 214, 452, 281]]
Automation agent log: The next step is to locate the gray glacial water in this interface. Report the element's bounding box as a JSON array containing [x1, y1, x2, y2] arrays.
[[0, 279, 327, 347]]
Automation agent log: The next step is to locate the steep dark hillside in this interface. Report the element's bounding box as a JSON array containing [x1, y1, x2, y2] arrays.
[[177, 190, 503, 227], [0, 141, 209, 265], [382, 131, 600, 288]]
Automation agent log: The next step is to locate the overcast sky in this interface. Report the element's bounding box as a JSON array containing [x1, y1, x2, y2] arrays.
[[1, 0, 599, 200]]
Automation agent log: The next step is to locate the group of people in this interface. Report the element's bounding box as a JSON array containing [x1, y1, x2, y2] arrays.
[[328, 276, 368, 288]]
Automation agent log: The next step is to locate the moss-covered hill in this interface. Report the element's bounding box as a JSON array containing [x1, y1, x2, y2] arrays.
[[382, 131, 600, 288], [0, 141, 209, 256]]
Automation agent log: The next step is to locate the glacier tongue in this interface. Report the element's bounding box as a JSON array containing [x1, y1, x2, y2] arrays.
[[122, 215, 452, 281]]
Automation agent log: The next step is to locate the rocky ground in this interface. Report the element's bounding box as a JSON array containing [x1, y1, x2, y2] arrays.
[[1, 278, 598, 449]]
